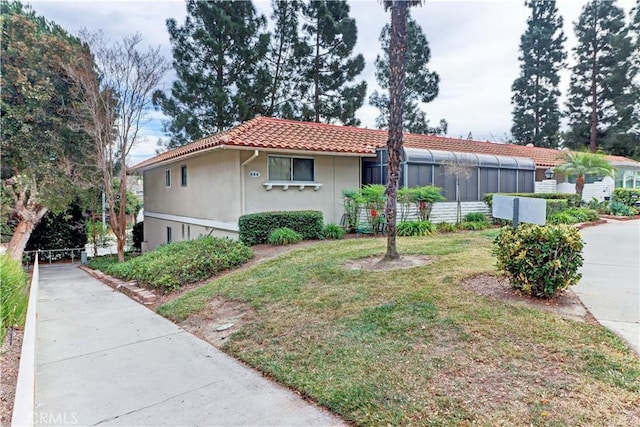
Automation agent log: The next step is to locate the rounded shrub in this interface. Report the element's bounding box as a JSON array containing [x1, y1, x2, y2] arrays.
[[435, 222, 457, 233], [0, 253, 28, 343], [268, 227, 303, 245], [493, 224, 584, 299], [397, 220, 436, 237], [323, 223, 345, 240]]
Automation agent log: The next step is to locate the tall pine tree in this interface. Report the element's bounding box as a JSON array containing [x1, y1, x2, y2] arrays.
[[154, 0, 270, 148], [566, 0, 633, 154], [369, 15, 446, 135], [511, 0, 566, 148], [297, 0, 366, 125], [264, 0, 304, 118]]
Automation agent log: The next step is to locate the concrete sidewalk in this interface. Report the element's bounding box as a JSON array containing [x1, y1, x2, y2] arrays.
[[574, 219, 640, 354], [35, 265, 343, 426]]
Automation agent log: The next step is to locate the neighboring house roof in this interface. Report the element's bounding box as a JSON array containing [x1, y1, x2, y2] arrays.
[[130, 116, 640, 171]]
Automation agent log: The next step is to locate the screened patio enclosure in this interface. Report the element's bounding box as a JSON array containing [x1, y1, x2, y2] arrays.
[[362, 147, 536, 202]]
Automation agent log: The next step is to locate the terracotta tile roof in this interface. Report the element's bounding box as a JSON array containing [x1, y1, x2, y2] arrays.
[[130, 116, 640, 171]]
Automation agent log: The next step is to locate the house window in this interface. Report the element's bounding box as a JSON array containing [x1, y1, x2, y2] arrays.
[[568, 175, 601, 184], [180, 165, 187, 187], [166, 226, 172, 243], [268, 156, 314, 182], [165, 169, 171, 187]]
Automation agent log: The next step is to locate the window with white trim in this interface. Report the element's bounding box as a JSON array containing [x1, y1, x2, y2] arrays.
[[166, 226, 172, 243], [165, 169, 171, 187], [268, 156, 315, 182], [180, 165, 187, 187]]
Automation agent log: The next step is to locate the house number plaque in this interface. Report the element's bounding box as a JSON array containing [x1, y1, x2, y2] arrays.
[[249, 171, 260, 178]]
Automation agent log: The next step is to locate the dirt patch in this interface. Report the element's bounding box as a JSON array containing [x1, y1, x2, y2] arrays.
[[1, 328, 23, 427], [462, 274, 594, 322], [179, 297, 255, 348], [344, 255, 433, 271]]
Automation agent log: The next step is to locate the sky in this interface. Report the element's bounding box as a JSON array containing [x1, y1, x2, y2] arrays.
[[28, 0, 637, 164]]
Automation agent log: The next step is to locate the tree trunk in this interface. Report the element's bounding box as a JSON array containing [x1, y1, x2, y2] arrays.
[[589, 11, 598, 153], [314, 13, 320, 123], [6, 207, 48, 261], [575, 175, 585, 202], [384, 1, 409, 261]]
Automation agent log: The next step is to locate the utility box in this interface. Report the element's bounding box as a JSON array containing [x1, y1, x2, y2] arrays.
[[80, 251, 88, 266]]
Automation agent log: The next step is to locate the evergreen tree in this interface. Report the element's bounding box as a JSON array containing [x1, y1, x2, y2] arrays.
[[511, 0, 566, 148], [298, 0, 366, 125], [369, 15, 445, 135], [566, 0, 633, 154], [264, 0, 305, 118], [154, 0, 270, 148], [1, 1, 92, 260]]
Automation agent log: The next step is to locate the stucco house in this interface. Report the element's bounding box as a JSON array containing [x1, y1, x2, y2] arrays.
[[131, 117, 640, 250]]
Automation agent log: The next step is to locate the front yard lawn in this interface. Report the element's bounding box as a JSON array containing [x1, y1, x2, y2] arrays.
[[158, 231, 639, 426]]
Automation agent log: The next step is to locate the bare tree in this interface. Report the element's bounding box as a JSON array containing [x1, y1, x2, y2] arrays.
[[68, 31, 170, 261], [442, 159, 474, 224]]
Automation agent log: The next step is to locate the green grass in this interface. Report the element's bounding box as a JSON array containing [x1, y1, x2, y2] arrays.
[[158, 233, 640, 426], [0, 253, 28, 343]]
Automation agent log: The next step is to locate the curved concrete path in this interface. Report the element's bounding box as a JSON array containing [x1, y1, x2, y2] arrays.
[[574, 220, 640, 354], [35, 265, 343, 426]]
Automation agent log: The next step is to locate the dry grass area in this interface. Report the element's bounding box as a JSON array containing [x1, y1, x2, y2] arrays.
[[159, 231, 640, 426]]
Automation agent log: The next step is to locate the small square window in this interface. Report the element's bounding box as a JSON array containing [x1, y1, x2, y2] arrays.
[[268, 156, 315, 182], [165, 169, 171, 187], [181, 165, 187, 187]]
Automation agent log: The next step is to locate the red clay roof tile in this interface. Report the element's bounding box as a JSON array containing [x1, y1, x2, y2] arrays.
[[130, 116, 639, 171]]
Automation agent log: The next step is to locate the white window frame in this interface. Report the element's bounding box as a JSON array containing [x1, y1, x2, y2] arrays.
[[165, 169, 171, 188], [180, 164, 187, 187], [267, 155, 315, 182]]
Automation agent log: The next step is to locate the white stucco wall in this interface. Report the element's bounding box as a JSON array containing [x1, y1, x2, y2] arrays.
[[557, 176, 614, 201]]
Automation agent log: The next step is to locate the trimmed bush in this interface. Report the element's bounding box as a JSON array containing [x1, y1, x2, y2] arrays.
[[102, 237, 253, 293], [435, 222, 457, 233], [483, 192, 576, 210], [397, 220, 436, 236], [548, 208, 598, 225], [607, 201, 636, 216], [493, 224, 584, 299], [464, 212, 488, 223], [612, 188, 640, 212], [0, 253, 28, 343], [546, 199, 569, 216], [268, 227, 303, 245], [323, 223, 346, 240], [239, 210, 324, 246]]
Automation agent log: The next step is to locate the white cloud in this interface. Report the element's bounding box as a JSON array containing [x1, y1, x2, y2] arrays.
[[27, 0, 636, 162]]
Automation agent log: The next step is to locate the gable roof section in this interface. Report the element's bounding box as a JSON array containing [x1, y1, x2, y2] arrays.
[[131, 117, 381, 171], [131, 116, 639, 171]]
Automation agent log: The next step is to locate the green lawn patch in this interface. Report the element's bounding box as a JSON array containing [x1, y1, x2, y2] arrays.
[[158, 233, 640, 426]]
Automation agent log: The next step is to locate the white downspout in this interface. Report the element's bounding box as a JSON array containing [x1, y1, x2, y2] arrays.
[[240, 150, 260, 215]]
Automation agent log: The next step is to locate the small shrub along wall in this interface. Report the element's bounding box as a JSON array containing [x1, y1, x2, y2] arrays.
[[0, 253, 28, 343], [493, 224, 584, 299], [239, 210, 324, 246], [103, 237, 253, 293], [612, 188, 640, 211]]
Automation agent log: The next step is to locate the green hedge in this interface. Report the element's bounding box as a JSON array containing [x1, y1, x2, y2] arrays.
[[239, 210, 324, 246], [493, 224, 584, 299], [612, 188, 640, 209], [0, 253, 28, 343], [548, 208, 599, 225], [103, 237, 253, 293]]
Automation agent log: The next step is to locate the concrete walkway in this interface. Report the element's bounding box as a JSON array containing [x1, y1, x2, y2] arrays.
[[574, 219, 640, 354], [35, 265, 343, 426]]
